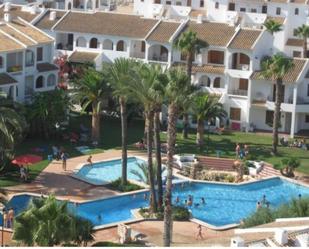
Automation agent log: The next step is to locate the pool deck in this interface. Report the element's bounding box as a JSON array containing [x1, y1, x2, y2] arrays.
[[4, 149, 148, 201]]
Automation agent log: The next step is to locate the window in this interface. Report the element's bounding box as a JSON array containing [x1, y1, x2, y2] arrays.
[[293, 29, 298, 36], [141, 0, 144, 2], [230, 108, 241, 121], [103, 39, 113, 50], [166, 0, 171, 4], [306, 115, 309, 123], [176, 1, 181, 5], [154, 0, 160, 3], [25, 76, 34, 96], [295, 8, 299, 15], [47, 74, 56, 87], [240, 8, 246, 12], [251, 8, 257, 13], [7, 52, 23, 72], [208, 50, 224, 64], [89, 38, 98, 49], [25, 50, 34, 67], [180, 52, 186, 61], [76, 37, 87, 47], [116, 40, 126, 51], [200, 0, 204, 7], [37, 47, 43, 62], [239, 78, 248, 90], [262, 5, 267, 14], [215, 2, 219, 9], [0, 56, 3, 68], [141, 41, 145, 52], [265, 110, 274, 125], [36, 76, 44, 88], [276, 7, 281, 15], [228, 2, 235, 11], [307, 84, 309, 96], [213, 77, 221, 88], [293, 51, 302, 58]]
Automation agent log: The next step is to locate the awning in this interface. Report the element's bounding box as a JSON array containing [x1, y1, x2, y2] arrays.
[[0, 73, 17, 86], [68, 51, 99, 64]]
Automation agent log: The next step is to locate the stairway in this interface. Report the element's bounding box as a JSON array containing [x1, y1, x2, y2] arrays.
[[258, 164, 282, 178], [197, 156, 235, 172]]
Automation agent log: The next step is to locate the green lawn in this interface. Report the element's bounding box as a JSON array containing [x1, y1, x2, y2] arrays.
[[1, 114, 309, 188], [0, 114, 144, 188], [160, 130, 309, 175]]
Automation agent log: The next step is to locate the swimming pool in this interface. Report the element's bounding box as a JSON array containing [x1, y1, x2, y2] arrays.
[[2, 178, 309, 228], [73, 157, 167, 185]]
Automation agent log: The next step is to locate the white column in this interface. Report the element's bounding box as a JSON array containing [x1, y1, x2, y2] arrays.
[[246, 79, 252, 132], [167, 45, 172, 68], [290, 86, 298, 138], [145, 42, 150, 62]]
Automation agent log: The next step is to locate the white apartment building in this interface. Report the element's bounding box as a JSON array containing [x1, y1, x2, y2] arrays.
[[1, 3, 308, 137], [0, 3, 58, 103]]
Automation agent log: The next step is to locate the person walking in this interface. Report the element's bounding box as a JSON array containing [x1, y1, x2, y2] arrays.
[[87, 155, 93, 166], [61, 152, 67, 171], [235, 143, 240, 158], [196, 224, 204, 240], [8, 208, 14, 229]]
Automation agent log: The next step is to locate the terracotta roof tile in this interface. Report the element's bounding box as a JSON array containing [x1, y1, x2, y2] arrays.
[[286, 38, 303, 47], [0, 73, 18, 86], [35, 10, 66, 30], [0, 31, 24, 52], [173, 62, 225, 74], [68, 51, 99, 64], [0, 5, 41, 23], [0, 24, 35, 46], [266, 16, 286, 25], [146, 21, 181, 43], [8, 19, 53, 44], [251, 58, 307, 83], [184, 21, 236, 47], [229, 29, 262, 50], [54, 11, 158, 39], [37, 63, 58, 72]]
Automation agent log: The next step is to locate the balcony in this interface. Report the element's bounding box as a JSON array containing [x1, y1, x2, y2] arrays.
[[7, 65, 23, 73], [228, 89, 248, 97]]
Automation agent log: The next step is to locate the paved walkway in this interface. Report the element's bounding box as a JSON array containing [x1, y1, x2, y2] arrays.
[[5, 149, 147, 201]]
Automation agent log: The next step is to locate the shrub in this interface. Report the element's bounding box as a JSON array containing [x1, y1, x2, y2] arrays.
[[108, 178, 143, 192], [172, 206, 191, 221], [241, 207, 275, 228]]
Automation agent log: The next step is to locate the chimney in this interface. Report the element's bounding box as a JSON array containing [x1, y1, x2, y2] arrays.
[[275, 229, 288, 246], [49, 11, 57, 21], [230, 237, 245, 247], [30, 5, 38, 15], [4, 2, 11, 22], [4, 2, 11, 12]]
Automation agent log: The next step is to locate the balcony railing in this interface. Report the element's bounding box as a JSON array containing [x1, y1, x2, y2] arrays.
[[228, 89, 248, 96], [7, 65, 23, 73], [130, 51, 145, 59], [231, 64, 250, 71], [148, 54, 168, 62]]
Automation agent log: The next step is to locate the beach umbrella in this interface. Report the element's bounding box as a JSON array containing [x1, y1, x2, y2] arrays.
[[11, 154, 43, 166]]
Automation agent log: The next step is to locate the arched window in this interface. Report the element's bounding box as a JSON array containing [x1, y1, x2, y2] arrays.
[[36, 76, 44, 89], [213, 77, 221, 88], [148, 44, 168, 61], [199, 75, 211, 87], [295, 8, 299, 15], [76, 37, 87, 47], [89, 38, 98, 48], [73, 0, 80, 8], [103, 39, 113, 50], [47, 74, 56, 87], [116, 40, 126, 51], [68, 2, 72, 9], [215, 2, 219, 9], [0, 56, 3, 68], [86, 0, 93, 9]]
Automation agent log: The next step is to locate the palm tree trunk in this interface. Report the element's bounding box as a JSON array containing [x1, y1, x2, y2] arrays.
[[91, 101, 100, 142], [196, 118, 204, 150], [182, 113, 189, 139], [272, 79, 283, 154], [303, 37, 307, 58], [120, 97, 127, 185], [163, 103, 178, 247], [146, 110, 157, 213], [144, 113, 148, 143], [154, 110, 163, 209], [186, 52, 193, 84]]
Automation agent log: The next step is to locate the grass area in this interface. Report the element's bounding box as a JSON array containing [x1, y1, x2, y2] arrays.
[[2, 112, 309, 188], [160, 129, 309, 175], [108, 178, 143, 192], [0, 114, 144, 188]]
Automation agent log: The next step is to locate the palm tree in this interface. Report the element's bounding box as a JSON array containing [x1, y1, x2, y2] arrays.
[[163, 67, 191, 246], [130, 162, 166, 185], [263, 19, 282, 35], [71, 68, 110, 142], [13, 195, 94, 246], [295, 25, 309, 58], [129, 63, 163, 212], [260, 54, 294, 154], [190, 93, 227, 150], [174, 30, 208, 139], [108, 58, 137, 185], [0, 105, 27, 171]]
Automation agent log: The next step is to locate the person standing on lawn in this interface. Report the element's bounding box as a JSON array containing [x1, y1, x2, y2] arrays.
[[61, 152, 67, 171]]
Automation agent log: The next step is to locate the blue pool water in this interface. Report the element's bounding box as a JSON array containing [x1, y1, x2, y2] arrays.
[[74, 157, 166, 185], [2, 178, 309, 227]]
